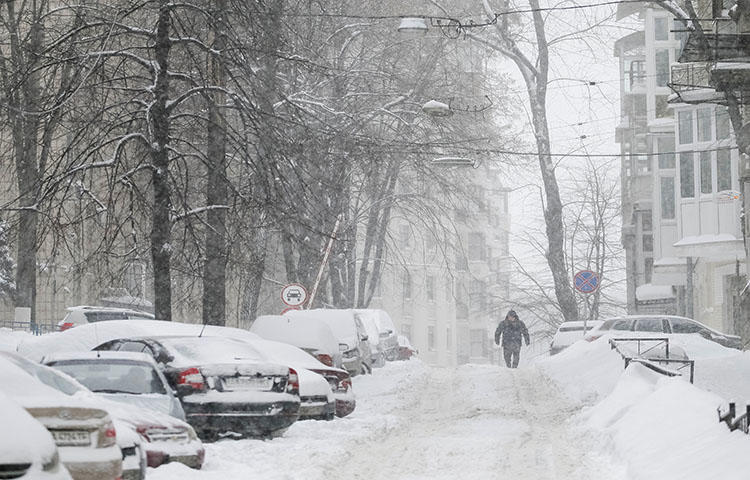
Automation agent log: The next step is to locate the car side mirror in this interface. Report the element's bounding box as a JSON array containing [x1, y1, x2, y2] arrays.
[[361, 335, 368, 342]]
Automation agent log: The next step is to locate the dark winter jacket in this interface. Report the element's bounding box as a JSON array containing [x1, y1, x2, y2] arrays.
[[494, 318, 530, 348]]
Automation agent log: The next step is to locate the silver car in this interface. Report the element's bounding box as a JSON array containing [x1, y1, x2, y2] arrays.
[[42, 351, 185, 420]]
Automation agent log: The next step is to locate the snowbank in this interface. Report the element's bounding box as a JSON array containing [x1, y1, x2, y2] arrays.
[[543, 335, 750, 480], [0, 328, 34, 352]]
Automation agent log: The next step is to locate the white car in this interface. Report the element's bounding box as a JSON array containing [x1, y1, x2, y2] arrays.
[[354, 309, 398, 364], [57, 306, 154, 331], [549, 320, 603, 355], [251, 314, 343, 368], [0, 391, 72, 479], [0, 356, 123, 480]]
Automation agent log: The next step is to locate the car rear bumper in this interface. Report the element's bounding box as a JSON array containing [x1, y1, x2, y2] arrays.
[[298, 398, 335, 420], [182, 400, 300, 438], [61, 447, 122, 480]]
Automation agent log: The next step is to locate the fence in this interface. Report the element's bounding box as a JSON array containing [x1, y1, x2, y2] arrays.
[[609, 337, 695, 384], [0, 320, 57, 335], [718, 403, 750, 434]]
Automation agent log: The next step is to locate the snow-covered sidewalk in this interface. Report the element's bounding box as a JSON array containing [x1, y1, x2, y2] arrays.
[[149, 360, 624, 479]]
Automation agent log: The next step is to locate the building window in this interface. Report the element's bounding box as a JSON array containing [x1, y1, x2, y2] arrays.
[[626, 59, 646, 91], [402, 272, 411, 300], [655, 49, 670, 87], [500, 231, 509, 256], [716, 107, 731, 140], [718, 149, 732, 191], [401, 323, 412, 340], [470, 329, 485, 358], [643, 234, 653, 252], [700, 151, 713, 194], [470, 279, 487, 310], [645, 258, 654, 283], [468, 232, 485, 261], [657, 137, 675, 169], [428, 326, 436, 351], [680, 152, 694, 198], [678, 111, 693, 144], [426, 275, 435, 301], [654, 17, 669, 41], [661, 177, 675, 219], [446, 327, 452, 350], [697, 108, 712, 142], [655, 95, 670, 119], [641, 211, 653, 232], [673, 19, 689, 47]]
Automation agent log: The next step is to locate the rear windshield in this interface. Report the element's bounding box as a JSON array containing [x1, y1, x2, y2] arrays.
[[51, 360, 166, 395], [558, 325, 596, 333], [84, 311, 153, 323], [160, 337, 265, 364]]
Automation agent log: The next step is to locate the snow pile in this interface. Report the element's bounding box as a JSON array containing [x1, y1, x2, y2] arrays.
[[0, 328, 34, 352], [542, 335, 750, 480]]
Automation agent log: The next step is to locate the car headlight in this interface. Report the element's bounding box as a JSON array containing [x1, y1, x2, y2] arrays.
[[42, 450, 59, 472]]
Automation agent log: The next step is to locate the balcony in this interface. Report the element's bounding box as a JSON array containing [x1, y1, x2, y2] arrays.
[[668, 62, 725, 104], [678, 18, 750, 62]]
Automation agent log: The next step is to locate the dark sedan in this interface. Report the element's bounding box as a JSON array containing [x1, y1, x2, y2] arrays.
[[93, 336, 301, 441]]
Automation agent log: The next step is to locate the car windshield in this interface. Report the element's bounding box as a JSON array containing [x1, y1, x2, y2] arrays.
[[51, 360, 166, 395], [0, 354, 84, 396]]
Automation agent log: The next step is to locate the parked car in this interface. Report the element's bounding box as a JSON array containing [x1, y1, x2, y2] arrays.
[[4, 351, 203, 473], [395, 335, 417, 361], [249, 338, 356, 418], [585, 315, 743, 349], [57, 306, 154, 331], [355, 309, 399, 361], [0, 391, 72, 479], [250, 314, 343, 368], [43, 351, 186, 420], [0, 355, 123, 480], [549, 320, 603, 355], [353, 311, 387, 367], [92, 335, 301, 440], [286, 309, 372, 376]]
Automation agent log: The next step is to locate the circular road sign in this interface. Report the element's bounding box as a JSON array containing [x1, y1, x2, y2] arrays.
[[281, 283, 308, 307], [574, 270, 600, 294], [281, 306, 301, 315]]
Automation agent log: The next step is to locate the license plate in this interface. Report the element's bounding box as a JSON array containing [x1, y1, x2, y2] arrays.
[[51, 430, 91, 446], [222, 376, 272, 391]]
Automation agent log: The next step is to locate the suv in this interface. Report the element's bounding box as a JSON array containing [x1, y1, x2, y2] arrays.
[[58, 306, 155, 331], [585, 315, 742, 350]]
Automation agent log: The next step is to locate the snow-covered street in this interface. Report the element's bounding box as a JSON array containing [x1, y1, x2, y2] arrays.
[[149, 359, 624, 480]]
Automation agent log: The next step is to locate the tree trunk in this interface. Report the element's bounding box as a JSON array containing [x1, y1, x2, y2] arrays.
[[150, 1, 174, 322], [202, 0, 229, 326]]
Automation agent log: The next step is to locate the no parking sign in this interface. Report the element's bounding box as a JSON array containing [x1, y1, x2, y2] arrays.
[[574, 270, 600, 294]]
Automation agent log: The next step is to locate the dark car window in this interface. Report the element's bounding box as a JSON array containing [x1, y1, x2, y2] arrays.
[[84, 311, 129, 323], [51, 360, 167, 395], [611, 319, 633, 331], [118, 341, 149, 353], [670, 318, 704, 334], [634, 318, 665, 333]]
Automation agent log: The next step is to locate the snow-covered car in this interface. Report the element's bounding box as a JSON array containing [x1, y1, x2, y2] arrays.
[[0, 356, 123, 480], [42, 351, 185, 420], [57, 306, 154, 331], [355, 309, 399, 362], [93, 335, 301, 440], [4, 351, 204, 473], [354, 311, 386, 367], [550, 320, 603, 355], [395, 335, 417, 361], [249, 338, 356, 418], [286, 309, 372, 375], [585, 315, 743, 350], [250, 314, 343, 368], [0, 391, 72, 479]]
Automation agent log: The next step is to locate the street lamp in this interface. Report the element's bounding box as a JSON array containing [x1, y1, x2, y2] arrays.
[[431, 157, 480, 168], [422, 99, 452, 117], [398, 17, 429, 36]]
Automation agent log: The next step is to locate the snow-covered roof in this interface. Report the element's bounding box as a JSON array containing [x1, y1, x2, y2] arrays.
[[635, 284, 675, 301]]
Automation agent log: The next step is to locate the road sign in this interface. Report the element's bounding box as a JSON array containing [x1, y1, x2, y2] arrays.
[[281, 306, 301, 315], [281, 283, 308, 307], [574, 270, 600, 294]]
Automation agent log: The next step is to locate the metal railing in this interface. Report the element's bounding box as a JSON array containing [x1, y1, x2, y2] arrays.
[[718, 402, 750, 434], [0, 320, 57, 336], [609, 337, 695, 384]]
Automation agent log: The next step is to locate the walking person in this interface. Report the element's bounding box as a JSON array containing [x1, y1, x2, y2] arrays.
[[494, 309, 530, 368]]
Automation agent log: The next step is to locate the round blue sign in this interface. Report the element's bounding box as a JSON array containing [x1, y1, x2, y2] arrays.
[[574, 270, 600, 294]]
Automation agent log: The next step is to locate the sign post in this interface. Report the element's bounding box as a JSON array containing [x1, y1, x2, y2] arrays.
[[574, 270, 600, 334]]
